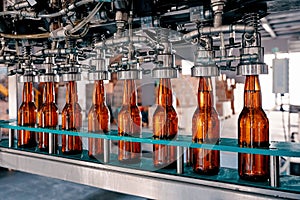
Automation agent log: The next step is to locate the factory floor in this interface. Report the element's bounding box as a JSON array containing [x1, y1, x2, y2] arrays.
[[0, 110, 298, 200]]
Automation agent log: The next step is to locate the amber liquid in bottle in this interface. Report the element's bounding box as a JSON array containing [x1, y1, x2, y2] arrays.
[[62, 81, 83, 154], [238, 75, 269, 181], [88, 80, 110, 159], [192, 77, 220, 175], [38, 82, 58, 151], [153, 78, 178, 168], [118, 80, 142, 164], [18, 82, 37, 148]]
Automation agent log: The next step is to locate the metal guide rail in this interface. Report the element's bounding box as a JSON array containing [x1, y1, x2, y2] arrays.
[[0, 120, 300, 200]]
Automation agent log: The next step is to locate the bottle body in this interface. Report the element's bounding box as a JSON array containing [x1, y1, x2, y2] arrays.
[[17, 82, 37, 148], [38, 82, 58, 151], [238, 75, 269, 181], [88, 80, 110, 159], [118, 80, 142, 163], [192, 77, 220, 175], [62, 81, 83, 154], [153, 78, 178, 168]]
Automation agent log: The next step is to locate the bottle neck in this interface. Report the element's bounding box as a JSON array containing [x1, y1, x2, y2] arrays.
[[197, 77, 214, 108], [93, 80, 106, 105], [157, 78, 173, 106], [122, 80, 137, 106], [244, 75, 262, 108], [22, 82, 33, 103], [44, 82, 55, 103], [66, 81, 78, 104]]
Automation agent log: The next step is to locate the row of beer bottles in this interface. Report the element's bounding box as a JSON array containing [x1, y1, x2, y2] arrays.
[[18, 81, 83, 154], [17, 75, 269, 182]]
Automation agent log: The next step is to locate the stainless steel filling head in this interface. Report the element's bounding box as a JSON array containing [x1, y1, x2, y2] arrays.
[[60, 73, 82, 82], [19, 74, 39, 83], [88, 71, 111, 81], [191, 65, 220, 77], [59, 64, 82, 82], [117, 69, 142, 80], [152, 67, 178, 79], [237, 63, 268, 76], [39, 74, 60, 83]]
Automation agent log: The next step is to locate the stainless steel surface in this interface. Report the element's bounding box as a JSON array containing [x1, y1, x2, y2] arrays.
[[152, 67, 178, 79], [117, 69, 142, 80], [0, 147, 298, 200], [48, 133, 57, 155], [88, 71, 111, 81], [176, 146, 184, 174], [270, 156, 280, 187], [191, 65, 220, 77], [104, 139, 110, 163], [39, 74, 59, 83], [8, 129, 14, 148], [18, 75, 38, 83], [237, 63, 268, 76], [60, 73, 82, 82]]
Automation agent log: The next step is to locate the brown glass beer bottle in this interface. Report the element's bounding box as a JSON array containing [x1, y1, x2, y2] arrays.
[[153, 78, 178, 168], [62, 81, 82, 154], [192, 77, 220, 175], [238, 75, 269, 181], [18, 82, 37, 148], [38, 82, 58, 151], [88, 80, 110, 159], [118, 80, 142, 163]]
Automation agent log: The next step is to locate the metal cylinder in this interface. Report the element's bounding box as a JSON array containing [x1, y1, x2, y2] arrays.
[[103, 139, 110, 164], [176, 146, 184, 174], [270, 156, 280, 187], [48, 133, 56, 154], [8, 129, 14, 148]]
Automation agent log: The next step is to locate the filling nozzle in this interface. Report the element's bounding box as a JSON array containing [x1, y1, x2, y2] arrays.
[[19, 62, 39, 83], [237, 13, 268, 76], [116, 53, 143, 80], [89, 48, 111, 81], [58, 52, 82, 82], [191, 36, 219, 77], [152, 29, 178, 79], [38, 56, 59, 83]]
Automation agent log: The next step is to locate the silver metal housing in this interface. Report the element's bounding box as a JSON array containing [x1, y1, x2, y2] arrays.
[[59, 64, 82, 82], [237, 63, 268, 75], [117, 69, 142, 80], [152, 67, 178, 79], [191, 65, 220, 77], [89, 71, 111, 81], [39, 74, 60, 83], [19, 74, 39, 83]]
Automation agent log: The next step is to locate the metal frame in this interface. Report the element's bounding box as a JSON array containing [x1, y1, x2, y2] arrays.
[[0, 147, 299, 200]]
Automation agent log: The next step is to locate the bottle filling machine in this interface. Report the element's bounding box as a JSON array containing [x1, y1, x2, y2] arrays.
[[0, 0, 300, 199]]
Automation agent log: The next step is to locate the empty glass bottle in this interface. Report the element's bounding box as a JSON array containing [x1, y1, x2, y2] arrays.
[[62, 81, 82, 154], [18, 82, 37, 148], [38, 82, 58, 151], [153, 78, 178, 168], [118, 80, 142, 164], [238, 75, 269, 181], [192, 77, 220, 175], [88, 80, 110, 159]]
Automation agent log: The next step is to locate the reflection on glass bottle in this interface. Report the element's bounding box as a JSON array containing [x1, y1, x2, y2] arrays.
[[18, 82, 37, 148], [88, 80, 110, 159], [62, 81, 82, 154], [38, 82, 58, 151], [118, 80, 142, 164], [238, 75, 269, 181], [153, 78, 178, 168], [192, 77, 220, 175]]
